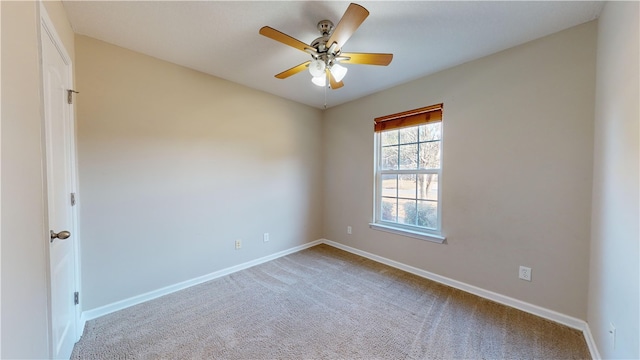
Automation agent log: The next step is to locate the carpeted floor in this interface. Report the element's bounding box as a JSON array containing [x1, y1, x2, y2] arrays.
[[72, 244, 591, 359]]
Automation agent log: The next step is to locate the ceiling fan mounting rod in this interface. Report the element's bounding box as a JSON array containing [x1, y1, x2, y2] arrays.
[[317, 20, 334, 37]]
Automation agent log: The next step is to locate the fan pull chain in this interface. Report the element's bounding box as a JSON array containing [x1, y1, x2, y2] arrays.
[[324, 77, 328, 109]]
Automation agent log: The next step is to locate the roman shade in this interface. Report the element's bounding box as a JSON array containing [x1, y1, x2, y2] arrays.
[[374, 103, 443, 132]]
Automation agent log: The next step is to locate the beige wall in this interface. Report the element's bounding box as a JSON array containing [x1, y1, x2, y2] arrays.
[[1, 1, 75, 358], [323, 21, 597, 319], [588, 2, 639, 359], [74, 36, 324, 310]]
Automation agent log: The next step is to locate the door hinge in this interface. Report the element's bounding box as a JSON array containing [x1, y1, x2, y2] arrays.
[[74, 292, 79, 305], [70, 192, 76, 206], [67, 89, 79, 105]]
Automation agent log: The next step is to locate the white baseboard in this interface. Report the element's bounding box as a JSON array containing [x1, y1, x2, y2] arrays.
[[80, 239, 323, 326], [583, 323, 601, 360], [320, 239, 600, 360]]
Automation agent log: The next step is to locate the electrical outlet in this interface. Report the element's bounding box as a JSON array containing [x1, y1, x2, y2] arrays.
[[263, 233, 269, 242], [235, 240, 241, 250], [609, 323, 616, 349], [347, 226, 352, 235], [519, 266, 531, 281]]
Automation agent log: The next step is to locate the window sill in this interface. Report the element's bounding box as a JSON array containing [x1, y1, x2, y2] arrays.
[[369, 223, 446, 244]]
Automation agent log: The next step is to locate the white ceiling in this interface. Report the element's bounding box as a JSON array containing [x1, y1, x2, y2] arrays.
[[62, 1, 604, 109]]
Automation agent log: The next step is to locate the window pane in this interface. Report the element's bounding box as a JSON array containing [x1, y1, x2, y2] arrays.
[[375, 118, 442, 233], [419, 123, 441, 141], [381, 175, 398, 198], [417, 201, 438, 229], [399, 144, 418, 170], [398, 174, 416, 199], [419, 141, 440, 169], [399, 199, 417, 225], [417, 174, 438, 201], [381, 198, 397, 222], [399, 127, 418, 144], [381, 146, 398, 170], [381, 130, 399, 146]]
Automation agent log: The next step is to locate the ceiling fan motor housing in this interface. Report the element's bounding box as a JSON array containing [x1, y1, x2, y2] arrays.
[[312, 19, 343, 69], [310, 36, 327, 52]]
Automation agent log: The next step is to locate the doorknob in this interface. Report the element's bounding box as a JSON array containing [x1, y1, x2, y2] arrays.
[[50, 230, 71, 242]]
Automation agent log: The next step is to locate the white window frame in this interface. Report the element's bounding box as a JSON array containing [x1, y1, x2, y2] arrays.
[[370, 117, 445, 243]]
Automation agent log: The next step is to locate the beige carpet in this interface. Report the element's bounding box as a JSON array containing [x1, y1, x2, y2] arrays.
[[72, 244, 591, 359]]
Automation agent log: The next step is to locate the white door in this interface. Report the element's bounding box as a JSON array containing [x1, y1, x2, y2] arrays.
[[41, 11, 79, 360]]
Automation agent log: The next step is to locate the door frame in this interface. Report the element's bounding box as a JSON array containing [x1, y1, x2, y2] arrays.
[[38, 2, 82, 355]]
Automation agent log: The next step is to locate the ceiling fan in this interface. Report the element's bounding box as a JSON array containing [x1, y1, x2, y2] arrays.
[[259, 3, 393, 89]]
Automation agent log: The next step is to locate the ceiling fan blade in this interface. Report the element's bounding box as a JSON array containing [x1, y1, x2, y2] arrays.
[[340, 52, 393, 66], [327, 69, 344, 89], [326, 3, 369, 52], [260, 26, 311, 53], [275, 61, 311, 79]]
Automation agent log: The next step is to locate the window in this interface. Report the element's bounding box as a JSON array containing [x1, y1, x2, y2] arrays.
[[371, 104, 444, 243]]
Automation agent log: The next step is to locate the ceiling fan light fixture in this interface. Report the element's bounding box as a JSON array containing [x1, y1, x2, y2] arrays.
[[311, 75, 326, 87], [330, 63, 348, 82], [309, 59, 326, 77]]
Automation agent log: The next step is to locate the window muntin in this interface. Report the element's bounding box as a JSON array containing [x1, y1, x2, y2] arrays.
[[374, 105, 443, 238]]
